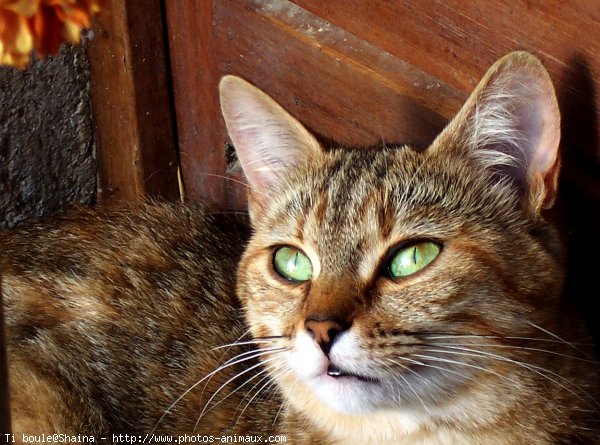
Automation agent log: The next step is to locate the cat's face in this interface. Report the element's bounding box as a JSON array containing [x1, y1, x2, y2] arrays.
[[220, 52, 562, 425]]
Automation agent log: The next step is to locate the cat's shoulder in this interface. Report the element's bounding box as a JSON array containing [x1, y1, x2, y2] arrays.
[[0, 200, 249, 271]]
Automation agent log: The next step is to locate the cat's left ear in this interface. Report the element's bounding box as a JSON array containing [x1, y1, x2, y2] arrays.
[[431, 52, 561, 215], [219, 76, 322, 216]]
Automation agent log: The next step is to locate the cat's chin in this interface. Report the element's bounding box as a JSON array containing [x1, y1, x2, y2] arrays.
[[306, 372, 385, 414], [276, 363, 428, 442], [284, 330, 395, 414]]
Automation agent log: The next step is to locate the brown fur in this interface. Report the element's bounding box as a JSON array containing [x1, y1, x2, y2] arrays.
[[3, 52, 600, 444]]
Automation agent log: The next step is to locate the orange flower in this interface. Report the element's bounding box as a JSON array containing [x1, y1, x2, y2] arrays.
[[0, 1, 37, 68], [30, 0, 105, 58], [0, 0, 104, 68]]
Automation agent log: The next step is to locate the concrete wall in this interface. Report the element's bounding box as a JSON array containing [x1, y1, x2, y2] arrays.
[[0, 44, 96, 229]]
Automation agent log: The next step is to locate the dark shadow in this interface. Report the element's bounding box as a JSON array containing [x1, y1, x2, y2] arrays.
[[557, 54, 600, 355]]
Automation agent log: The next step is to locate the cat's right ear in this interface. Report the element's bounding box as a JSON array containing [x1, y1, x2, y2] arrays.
[[430, 52, 561, 216], [219, 76, 322, 216]]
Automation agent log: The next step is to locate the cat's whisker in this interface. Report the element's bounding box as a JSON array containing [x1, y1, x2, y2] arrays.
[[382, 357, 453, 399], [418, 332, 590, 344], [197, 347, 285, 406], [220, 347, 286, 366], [234, 366, 280, 416], [409, 351, 574, 411], [423, 347, 600, 409], [212, 335, 288, 351], [386, 354, 505, 404], [209, 328, 253, 361], [233, 367, 288, 429], [211, 368, 270, 422], [251, 380, 281, 413], [389, 355, 470, 381], [150, 348, 283, 435], [379, 358, 426, 406], [420, 333, 593, 347], [197, 329, 257, 400], [209, 361, 281, 418], [386, 359, 431, 414], [523, 320, 591, 357], [379, 363, 403, 405], [400, 351, 569, 413], [197, 361, 282, 431], [194, 356, 283, 430], [411, 353, 510, 382], [425, 345, 590, 389], [212, 340, 278, 350], [428, 342, 599, 364], [272, 398, 288, 428], [193, 172, 267, 198]]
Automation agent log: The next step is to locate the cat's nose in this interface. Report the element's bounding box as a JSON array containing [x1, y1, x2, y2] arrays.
[[305, 318, 348, 355]]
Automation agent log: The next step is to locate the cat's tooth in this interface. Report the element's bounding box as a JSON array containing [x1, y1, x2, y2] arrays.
[[327, 366, 343, 377]]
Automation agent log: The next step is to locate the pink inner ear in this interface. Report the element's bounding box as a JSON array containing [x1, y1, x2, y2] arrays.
[[529, 92, 560, 176], [463, 65, 561, 211], [219, 75, 322, 212]]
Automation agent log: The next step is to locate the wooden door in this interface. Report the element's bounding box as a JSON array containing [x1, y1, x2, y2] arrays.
[[164, 0, 600, 343]]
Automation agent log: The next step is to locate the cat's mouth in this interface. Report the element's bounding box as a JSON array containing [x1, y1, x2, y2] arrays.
[[326, 365, 379, 383]]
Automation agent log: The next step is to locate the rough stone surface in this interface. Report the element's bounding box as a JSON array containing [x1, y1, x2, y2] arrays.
[[0, 44, 96, 229]]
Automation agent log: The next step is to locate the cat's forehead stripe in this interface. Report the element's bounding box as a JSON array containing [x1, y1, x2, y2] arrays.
[[262, 146, 525, 273]]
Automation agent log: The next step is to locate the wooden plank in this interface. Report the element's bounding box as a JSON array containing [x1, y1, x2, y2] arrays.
[[0, 277, 10, 437], [88, 0, 179, 203], [292, 0, 600, 184], [168, 0, 465, 208], [292, 1, 600, 91], [213, 0, 465, 145], [165, 1, 230, 207]]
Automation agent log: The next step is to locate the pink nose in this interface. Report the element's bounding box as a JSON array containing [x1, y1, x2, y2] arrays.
[[304, 319, 345, 355]]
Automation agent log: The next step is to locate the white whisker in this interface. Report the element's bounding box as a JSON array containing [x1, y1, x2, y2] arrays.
[[524, 320, 590, 357], [234, 367, 287, 429], [429, 342, 598, 364], [421, 333, 590, 345], [150, 348, 280, 435], [212, 339, 280, 350], [412, 353, 508, 382], [387, 359, 431, 414], [424, 346, 599, 409], [221, 347, 285, 366], [194, 356, 281, 430]]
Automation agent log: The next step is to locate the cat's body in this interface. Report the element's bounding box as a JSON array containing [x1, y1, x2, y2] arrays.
[[2, 52, 600, 444], [1, 203, 264, 436]]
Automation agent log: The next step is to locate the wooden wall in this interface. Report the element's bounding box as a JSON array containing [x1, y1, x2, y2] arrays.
[[89, 0, 179, 203]]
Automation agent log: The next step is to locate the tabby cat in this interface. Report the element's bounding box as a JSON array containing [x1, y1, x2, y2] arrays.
[[2, 52, 599, 444]]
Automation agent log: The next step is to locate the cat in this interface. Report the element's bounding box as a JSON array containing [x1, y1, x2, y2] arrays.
[[2, 51, 599, 444]]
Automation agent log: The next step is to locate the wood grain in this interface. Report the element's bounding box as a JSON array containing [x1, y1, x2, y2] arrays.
[[167, 0, 466, 207], [292, 0, 600, 189], [88, 0, 179, 203], [165, 1, 230, 207]]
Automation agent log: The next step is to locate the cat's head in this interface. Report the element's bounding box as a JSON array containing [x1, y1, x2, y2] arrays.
[[220, 52, 563, 434]]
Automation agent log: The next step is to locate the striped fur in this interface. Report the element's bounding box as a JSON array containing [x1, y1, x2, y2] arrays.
[[3, 52, 598, 444]]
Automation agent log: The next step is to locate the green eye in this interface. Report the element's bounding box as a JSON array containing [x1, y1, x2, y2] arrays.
[[273, 246, 313, 282], [388, 241, 440, 278]]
